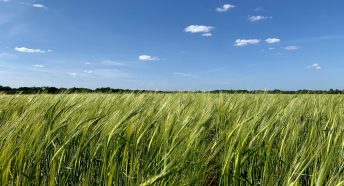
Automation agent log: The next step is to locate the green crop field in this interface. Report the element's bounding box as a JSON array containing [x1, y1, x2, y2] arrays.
[[0, 94, 343, 185]]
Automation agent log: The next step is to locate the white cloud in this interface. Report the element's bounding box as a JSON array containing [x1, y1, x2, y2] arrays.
[[15, 47, 45, 53], [234, 39, 261, 47], [216, 4, 235, 12], [84, 70, 93, 74], [266, 38, 281, 44], [1, 0, 10, 2], [202, 33, 212, 37], [248, 16, 270, 22], [284, 46, 299, 50], [32, 3, 47, 9], [185, 25, 214, 33], [85, 62, 91, 65], [138, 55, 160, 62], [268, 47, 275, 50], [308, 63, 321, 70], [68, 72, 77, 76], [33, 64, 44, 68], [47, 49, 53, 52]]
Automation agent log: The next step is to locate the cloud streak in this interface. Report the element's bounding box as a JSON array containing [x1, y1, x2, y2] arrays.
[[68, 72, 77, 76], [248, 16, 270, 22], [266, 38, 281, 44], [15, 47, 45, 53], [234, 39, 261, 47], [138, 55, 160, 62], [216, 4, 235, 12], [101, 60, 130, 66], [32, 3, 47, 9], [308, 63, 321, 70], [84, 70, 93, 74], [202, 33, 212, 37], [33, 64, 44, 68], [284, 46, 299, 51]]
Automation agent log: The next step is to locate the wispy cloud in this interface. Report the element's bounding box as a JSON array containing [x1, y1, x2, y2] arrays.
[[284, 46, 299, 51], [308, 63, 321, 70], [202, 33, 212, 37], [216, 4, 235, 12], [266, 38, 281, 44], [68, 72, 77, 76], [234, 39, 261, 47], [84, 60, 132, 68], [84, 70, 93, 74], [185, 25, 214, 33], [32, 3, 47, 9], [33, 64, 44, 68], [101, 60, 130, 66], [1, 0, 10, 3], [138, 55, 160, 62], [248, 16, 270, 22], [15, 47, 45, 53]]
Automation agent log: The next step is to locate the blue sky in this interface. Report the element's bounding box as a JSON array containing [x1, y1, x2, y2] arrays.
[[0, 0, 344, 90]]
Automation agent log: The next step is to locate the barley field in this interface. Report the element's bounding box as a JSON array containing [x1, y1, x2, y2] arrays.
[[0, 94, 343, 185]]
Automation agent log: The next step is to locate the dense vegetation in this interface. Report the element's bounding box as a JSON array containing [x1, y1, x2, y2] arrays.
[[1, 85, 344, 94], [0, 94, 343, 185]]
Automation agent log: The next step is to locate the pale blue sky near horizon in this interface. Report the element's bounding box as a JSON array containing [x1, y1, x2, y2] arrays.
[[0, 0, 344, 90]]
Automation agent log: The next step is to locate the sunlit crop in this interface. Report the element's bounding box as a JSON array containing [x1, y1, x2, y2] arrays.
[[0, 94, 343, 185]]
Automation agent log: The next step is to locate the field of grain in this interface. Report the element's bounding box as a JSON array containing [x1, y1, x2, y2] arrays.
[[0, 94, 343, 185]]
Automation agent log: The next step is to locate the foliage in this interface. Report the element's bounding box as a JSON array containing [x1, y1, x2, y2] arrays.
[[1, 85, 344, 94]]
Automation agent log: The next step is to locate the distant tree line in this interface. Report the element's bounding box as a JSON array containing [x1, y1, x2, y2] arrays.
[[1, 85, 344, 94]]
